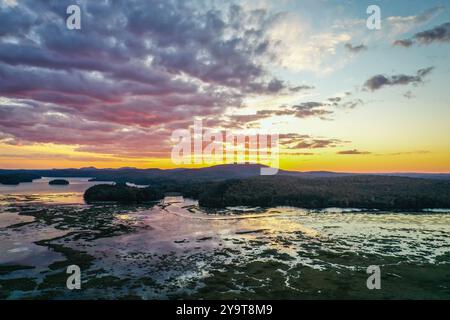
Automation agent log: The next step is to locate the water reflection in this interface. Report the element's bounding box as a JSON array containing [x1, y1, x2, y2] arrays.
[[0, 177, 113, 204], [0, 184, 449, 299]]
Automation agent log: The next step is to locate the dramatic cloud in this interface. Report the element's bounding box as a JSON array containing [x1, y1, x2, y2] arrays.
[[328, 96, 363, 109], [293, 139, 342, 149], [279, 133, 347, 150], [339, 99, 364, 109], [344, 43, 367, 53], [394, 22, 450, 47], [290, 102, 332, 119], [0, 0, 315, 158], [225, 96, 360, 128], [290, 85, 315, 92], [364, 67, 434, 91], [225, 93, 367, 128], [386, 6, 444, 36], [415, 22, 450, 44], [225, 104, 331, 128], [393, 39, 414, 48], [337, 149, 371, 155], [266, 12, 352, 74]]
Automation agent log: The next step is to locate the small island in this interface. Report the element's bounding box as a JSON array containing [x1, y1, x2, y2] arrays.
[[49, 179, 70, 185], [84, 184, 164, 203]]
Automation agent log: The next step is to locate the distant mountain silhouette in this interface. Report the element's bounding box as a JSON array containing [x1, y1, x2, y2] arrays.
[[1, 164, 450, 185]]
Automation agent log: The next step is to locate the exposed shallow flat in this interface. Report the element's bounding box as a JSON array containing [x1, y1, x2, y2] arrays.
[[1, 192, 449, 299]]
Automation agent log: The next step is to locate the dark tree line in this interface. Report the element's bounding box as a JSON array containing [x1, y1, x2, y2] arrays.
[[197, 175, 450, 209], [84, 175, 450, 209]]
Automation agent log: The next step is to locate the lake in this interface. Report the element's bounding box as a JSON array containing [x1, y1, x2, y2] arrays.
[[0, 177, 113, 204], [0, 178, 449, 299]]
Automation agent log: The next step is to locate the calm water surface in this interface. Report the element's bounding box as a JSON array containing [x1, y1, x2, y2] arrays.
[[0, 179, 449, 299]]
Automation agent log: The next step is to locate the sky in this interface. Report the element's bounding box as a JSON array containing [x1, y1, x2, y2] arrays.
[[0, 0, 449, 172]]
